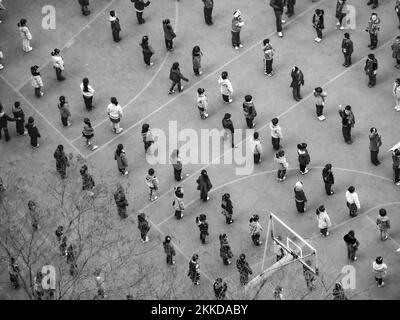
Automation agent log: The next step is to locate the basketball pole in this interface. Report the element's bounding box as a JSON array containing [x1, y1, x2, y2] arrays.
[[261, 213, 272, 273]]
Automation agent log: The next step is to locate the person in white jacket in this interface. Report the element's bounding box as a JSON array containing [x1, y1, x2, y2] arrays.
[[218, 71, 233, 103], [197, 88, 208, 119], [18, 19, 32, 52], [316, 205, 332, 237], [345, 186, 360, 217], [107, 97, 123, 134], [250, 132, 262, 164], [372, 256, 387, 288], [393, 78, 400, 111], [51, 48, 65, 81]]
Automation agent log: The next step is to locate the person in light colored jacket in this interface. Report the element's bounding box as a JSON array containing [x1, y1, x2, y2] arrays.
[[197, 88, 208, 119], [18, 18, 32, 52], [107, 97, 123, 134], [218, 71, 233, 103], [376, 208, 390, 241], [373, 256, 387, 288], [270, 118, 283, 150], [393, 78, 400, 111], [345, 186, 360, 217], [51, 48, 65, 81], [250, 132, 262, 164], [316, 205, 332, 237]]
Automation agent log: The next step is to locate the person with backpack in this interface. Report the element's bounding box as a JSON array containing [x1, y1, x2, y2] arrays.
[[132, 0, 150, 25], [338, 104, 355, 144], [249, 214, 263, 246], [322, 164, 334, 195], [114, 144, 129, 175], [168, 62, 189, 94], [51, 48, 65, 81], [373, 257, 387, 288], [275, 150, 288, 182], [188, 254, 200, 285], [78, 0, 90, 16], [163, 235, 176, 265], [369, 127, 382, 166], [391, 36, 400, 69], [218, 71, 233, 103], [242, 95, 257, 129], [219, 234, 234, 265], [140, 35, 154, 68], [221, 193, 234, 224], [80, 165, 95, 197], [57, 96, 71, 127], [113, 184, 128, 219], [250, 132, 262, 164], [316, 205, 332, 237], [18, 18, 32, 52], [365, 13, 380, 50], [346, 186, 360, 217], [145, 168, 158, 201], [196, 88, 209, 119], [297, 143, 310, 175], [192, 45, 203, 76], [376, 208, 390, 241], [25, 116, 41, 148], [196, 214, 209, 244], [262, 38, 275, 77], [162, 19, 176, 51], [393, 79, 400, 112], [342, 33, 354, 67], [312, 9, 324, 43], [364, 53, 378, 88], [173, 186, 185, 219], [231, 10, 244, 50], [82, 118, 98, 151], [12, 102, 27, 136], [294, 181, 307, 213], [137, 213, 150, 243], [222, 113, 235, 148], [80, 78, 95, 111], [213, 278, 227, 300], [313, 87, 327, 121], [107, 97, 123, 134], [30, 65, 44, 97], [290, 66, 304, 102], [236, 253, 253, 285], [109, 11, 121, 42]]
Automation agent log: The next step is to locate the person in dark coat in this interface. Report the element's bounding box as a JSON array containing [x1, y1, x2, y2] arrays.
[[369, 127, 382, 166], [396, 0, 400, 29], [294, 181, 307, 213], [28, 200, 39, 231], [80, 165, 95, 196], [270, 0, 285, 37], [0, 103, 15, 142], [343, 230, 359, 261], [188, 254, 200, 285], [59, 236, 67, 256], [163, 235, 176, 265], [297, 143, 310, 175], [364, 53, 378, 88], [138, 213, 150, 243], [236, 254, 252, 285], [303, 261, 316, 291], [286, 0, 296, 17], [196, 170, 212, 201], [67, 244, 78, 276], [12, 102, 27, 136], [114, 144, 129, 175], [219, 234, 234, 265], [391, 36, 400, 69], [222, 113, 235, 148], [9, 257, 20, 289], [168, 62, 189, 94], [290, 66, 304, 101], [312, 9, 324, 42], [78, 0, 90, 15], [192, 45, 203, 76], [392, 148, 400, 186], [140, 35, 154, 67], [213, 278, 227, 300], [332, 282, 348, 300], [25, 116, 41, 148], [242, 94, 257, 128], [367, 0, 378, 9], [202, 0, 214, 25], [335, 0, 346, 30], [221, 193, 234, 224], [132, 0, 150, 24], [109, 11, 121, 42], [170, 149, 183, 181], [338, 105, 355, 144], [196, 214, 209, 244], [114, 184, 128, 219], [162, 19, 176, 51], [342, 33, 353, 67], [53, 144, 69, 178], [55, 226, 64, 242], [365, 12, 380, 49], [322, 164, 335, 195]]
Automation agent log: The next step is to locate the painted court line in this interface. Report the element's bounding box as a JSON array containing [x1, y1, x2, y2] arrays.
[[70, 1, 180, 143], [0, 74, 84, 157], [85, 1, 322, 159]]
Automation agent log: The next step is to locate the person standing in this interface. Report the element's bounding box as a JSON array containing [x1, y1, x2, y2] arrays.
[[369, 127, 382, 166], [393, 79, 400, 112], [145, 168, 158, 201], [219, 234, 234, 265], [168, 62, 189, 94], [28, 200, 39, 231], [80, 165, 95, 197], [114, 144, 129, 175], [196, 214, 209, 244], [80, 78, 95, 111], [222, 113, 235, 148], [273, 236, 285, 261], [25, 116, 41, 148], [332, 282, 347, 300], [57, 96, 72, 127], [270, 0, 285, 38], [316, 205, 332, 237], [372, 257, 387, 288], [82, 118, 98, 151], [275, 150, 288, 181], [297, 143, 310, 175], [173, 186, 185, 219], [109, 11, 121, 42], [335, 0, 346, 30], [0, 104, 15, 142], [221, 193, 234, 224], [188, 254, 200, 285], [290, 66, 304, 101], [18, 18, 32, 52], [322, 164, 334, 195], [274, 286, 284, 300], [313, 87, 327, 121], [294, 181, 307, 213], [312, 9, 324, 43], [55, 226, 64, 242], [236, 254, 253, 285], [137, 213, 150, 243], [78, 0, 90, 15], [163, 235, 176, 265], [31, 65, 44, 97], [170, 149, 183, 181], [213, 278, 227, 300], [262, 38, 275, 76], [107, 97, 123, 134], [54, 145, 69, 178], [391, 36, 400, 69], [396, 0, 400, 29], [51, 48, 65, 81], [9, 257, 20, 289], [367, 0, 378, 9], [197, 88, 209, 119], [192, 46, 203, 76], [12, 102, 27, 136], [196, 170, 212, 201], [202, 0, 214, 25], [342, 33, 353, 67], [218, 71, 233, 103], [286, 0, 296, 17], [338, 105, 355, 144], [162, 19, 176, 51], [345, 186, 360, 217], [141, 123, 154, 154], [231, 10, 244, 50], [250, 132, 262, 164], [140, 36, 154, 68], [365, 13, 380, 50], [270, 118, 283, 150], [0, 49, 3, 70], [133, 0, 150, 25], [303, 262, 316, 291], [376, 208, 390, 241], [249, 214, 263, 246], [113, 184, 128, 219], [242, 95, 257, 128], [392, 148, 400, 186], [364, 53, 378, 88]]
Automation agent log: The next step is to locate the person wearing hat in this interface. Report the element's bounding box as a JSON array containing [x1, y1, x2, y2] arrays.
[[364, 53, 378, 88], [163, 235, 176, 265], [242, 94, 257, 128], [82, 118, 98, 151], [290, 66, 304, 101], [313, 87, 327, 121], [219, 234, 234, 265], [222, 113, 235, 148], [25, 116, 41, 148], [0, 103, 16, 142], [373, 256, 387, 287], [188, 254, 200, 285], [132, 0, 150, 25], [236, 253, 253, 285], [213, 278, 227, 300], [113, 184, 128, 219], [202, 0, 214, 25], [53, 145, 69, 178], [80, 165, 95, 197], [338, 104, 355, 144], [391, 36, 400, 69], [322, 164, 334, 195], [31, 65, 44, 97], [393, 79, 400, 112], [365, 12, 380, 50], [270, 118, 283, 150], [249, 214, 263, 246], [51, 48, 65, 81], [270, 0, 286, 38], [231, 10, 244, 50], [392, 148, 400, 186], [109, 11, 121, 42], [218, 71, 233, 103], [196, 214, 209, 244], [345, 186, 360, 217], [341, 33, 353, 67], [369, 127, 382, 166], [294, 181, 307, 213]]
